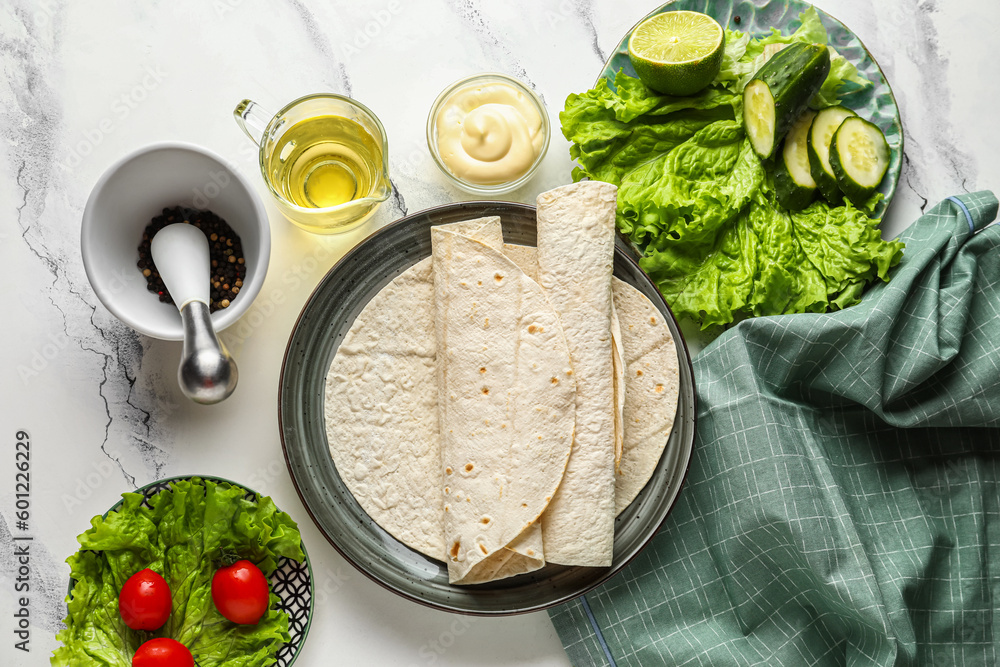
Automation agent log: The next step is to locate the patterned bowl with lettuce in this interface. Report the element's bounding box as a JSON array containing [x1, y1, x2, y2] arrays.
[[55, 475, 312, 667]]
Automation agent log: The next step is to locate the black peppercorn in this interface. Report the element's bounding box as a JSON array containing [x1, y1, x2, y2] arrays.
[[137, 206, 246, 313]]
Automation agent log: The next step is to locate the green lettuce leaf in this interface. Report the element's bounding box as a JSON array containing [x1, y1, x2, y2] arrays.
[[813, 48, 874, 107], [790, 197, 903, 300], [716, 29, 752, 88], [561, 72, 737, 185], [52, 479, 305, 667], [562, 62, 903, 329], [724, 7, 871, 105], [743, 5, 828, 62], [623, 120, 764, 327], [746, 191, 829, 317], [639, 206, 758, 329], [617, 120, 763, 248]]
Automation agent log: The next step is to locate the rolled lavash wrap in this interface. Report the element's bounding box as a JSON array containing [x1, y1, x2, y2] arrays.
[[431, 220, 576, 584], [536, 181, 618, 567]]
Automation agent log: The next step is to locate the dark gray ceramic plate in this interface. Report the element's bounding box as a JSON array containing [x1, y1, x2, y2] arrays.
[[278, 202, 696, 615]]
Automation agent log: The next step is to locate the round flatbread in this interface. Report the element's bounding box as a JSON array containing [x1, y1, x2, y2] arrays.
[[324, 227, 680, 571]]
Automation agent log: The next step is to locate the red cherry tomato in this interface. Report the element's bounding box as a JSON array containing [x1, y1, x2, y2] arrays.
[[119, 568, 172, 631], [211, 560, 270, 625], [132, 638, 194, 667]]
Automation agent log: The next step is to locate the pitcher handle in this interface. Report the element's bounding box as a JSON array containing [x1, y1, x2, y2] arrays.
[[233, 99, 271, 146]]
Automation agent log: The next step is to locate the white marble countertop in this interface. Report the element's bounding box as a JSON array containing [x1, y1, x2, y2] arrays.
[[1, 0, 998, 665]]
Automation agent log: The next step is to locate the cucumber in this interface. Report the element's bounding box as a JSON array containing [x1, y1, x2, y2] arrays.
[[806, 105, 857, 202], [743, 42, 831, 159], [829, 116, 889, 207], [774, 109, 818, 210]]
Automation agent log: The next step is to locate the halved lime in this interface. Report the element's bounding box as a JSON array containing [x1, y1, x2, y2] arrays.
[[628, 11, 725, 96]]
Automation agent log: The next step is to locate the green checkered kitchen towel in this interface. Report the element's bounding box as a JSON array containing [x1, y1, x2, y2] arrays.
[[550, 191, 1000, 666]]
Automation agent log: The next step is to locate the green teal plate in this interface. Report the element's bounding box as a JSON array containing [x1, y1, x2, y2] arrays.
[[279, 201, 696, 615], [600, 0, 902, 220]]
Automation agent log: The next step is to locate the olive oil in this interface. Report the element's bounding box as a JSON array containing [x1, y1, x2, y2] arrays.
[[266, 115, 382, 210]]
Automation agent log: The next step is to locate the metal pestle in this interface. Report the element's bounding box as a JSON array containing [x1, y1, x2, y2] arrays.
[[151, 223, 239, 404]]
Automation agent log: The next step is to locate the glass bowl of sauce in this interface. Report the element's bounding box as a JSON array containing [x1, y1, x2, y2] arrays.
[[426, 73, 550, 195]]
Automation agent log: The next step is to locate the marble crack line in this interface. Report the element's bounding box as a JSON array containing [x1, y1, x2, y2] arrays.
[[285, 0, 350, 95], [389, 178, 407, 217], [453, 0, 533, 88], [13, 152, 128, 481], [49, 289, 139, 489], [15, 161, 29, 228], [15, 159, 60, 284], [91, 345, 139, 490], [902, 152, 928, 213], [116, 336, 152, 436], [337, 62, 353, 98], [579, 2, 606, 64]]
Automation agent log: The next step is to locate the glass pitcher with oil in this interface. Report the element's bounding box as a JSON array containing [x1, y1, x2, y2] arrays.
[[234, 93, 390, 234]]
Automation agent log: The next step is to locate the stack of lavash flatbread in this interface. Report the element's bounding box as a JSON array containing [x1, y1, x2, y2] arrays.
[[324, 182, 680, 584]]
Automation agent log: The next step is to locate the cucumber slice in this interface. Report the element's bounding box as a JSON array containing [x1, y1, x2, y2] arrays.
[[774, 109, 818, 211], [807, 106, 856, 202], [744, 80, 776, 158], [742, 42, 830, 159], [829, 116, 889, 207]]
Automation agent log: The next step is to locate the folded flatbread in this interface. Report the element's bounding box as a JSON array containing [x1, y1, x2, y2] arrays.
[[323, 218, 504, 560], [431, 222, 575, 584]]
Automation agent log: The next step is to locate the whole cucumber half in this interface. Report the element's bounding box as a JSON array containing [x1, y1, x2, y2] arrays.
[[743, 42, 831, 159]]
